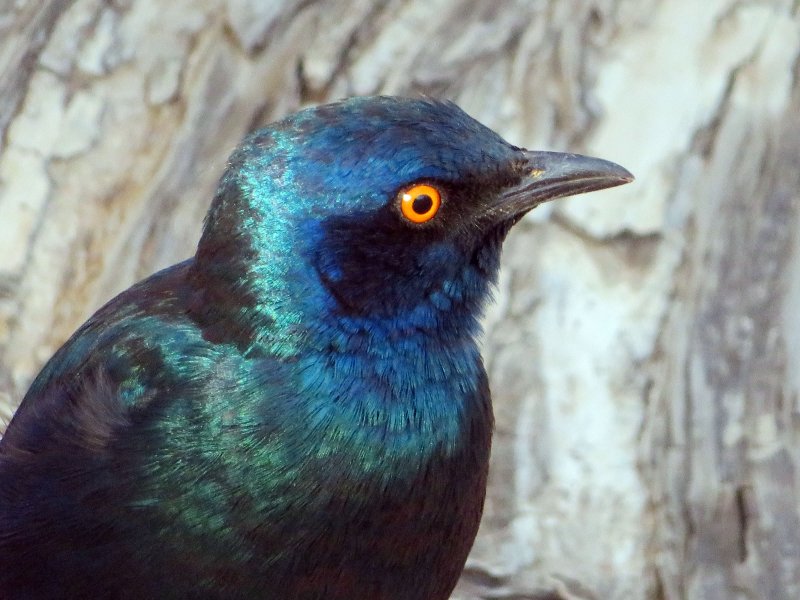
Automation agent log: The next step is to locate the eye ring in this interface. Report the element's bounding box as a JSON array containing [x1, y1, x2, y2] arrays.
[[399, 184, 441, 224]]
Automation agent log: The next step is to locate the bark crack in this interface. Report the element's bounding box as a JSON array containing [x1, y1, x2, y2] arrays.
[[734, 484, 749, 564], [0, 0, 72, 153]]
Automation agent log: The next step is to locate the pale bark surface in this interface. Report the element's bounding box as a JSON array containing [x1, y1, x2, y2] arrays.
[[1, 1, 799, 598]]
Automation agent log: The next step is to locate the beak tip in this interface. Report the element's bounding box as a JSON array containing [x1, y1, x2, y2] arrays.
[[611, 169, 635, 188], [584, 158, 635, 188], [617, 166, 635, 184]]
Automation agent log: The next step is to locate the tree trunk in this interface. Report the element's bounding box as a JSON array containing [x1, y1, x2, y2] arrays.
[[1, 1, 798, 598]]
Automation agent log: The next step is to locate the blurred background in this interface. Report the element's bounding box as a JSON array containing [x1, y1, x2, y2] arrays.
[[1, 1, 798, 598]]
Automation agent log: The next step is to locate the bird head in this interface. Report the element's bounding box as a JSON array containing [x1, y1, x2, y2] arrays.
[[196, 97, 632, 350]]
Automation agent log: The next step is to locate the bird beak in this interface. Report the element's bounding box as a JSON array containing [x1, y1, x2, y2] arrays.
[[491, 150, 634, 222]]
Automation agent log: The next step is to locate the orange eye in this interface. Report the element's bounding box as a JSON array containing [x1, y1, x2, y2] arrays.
[[399, 184, 441, 224]]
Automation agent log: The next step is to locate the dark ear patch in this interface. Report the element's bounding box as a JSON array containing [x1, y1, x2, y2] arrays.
[[313, 203, 456, 315], [310, 174, 513, 317]]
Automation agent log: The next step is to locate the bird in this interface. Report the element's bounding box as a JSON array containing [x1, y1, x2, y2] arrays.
[[0, 96, 632, 600]]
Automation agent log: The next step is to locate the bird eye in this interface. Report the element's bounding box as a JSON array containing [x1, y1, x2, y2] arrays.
[[399, 184, 441, 224]]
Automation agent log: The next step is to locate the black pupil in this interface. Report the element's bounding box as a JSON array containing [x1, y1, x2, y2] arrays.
[[412, 194, 433, 214]]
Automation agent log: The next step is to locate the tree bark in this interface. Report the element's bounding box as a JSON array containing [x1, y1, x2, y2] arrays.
[[1, 1, 798, 598]]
